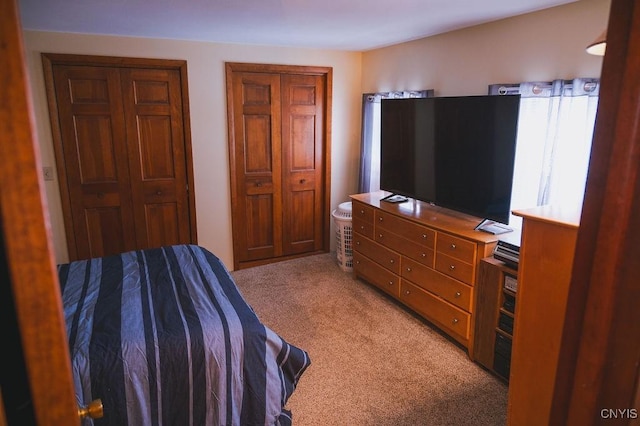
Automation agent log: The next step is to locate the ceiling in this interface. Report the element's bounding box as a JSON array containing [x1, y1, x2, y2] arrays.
[[19, 0, 577, 51]]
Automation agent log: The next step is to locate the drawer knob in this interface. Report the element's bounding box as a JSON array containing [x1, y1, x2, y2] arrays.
[[356, 260, 360, 264], [422, 234, 427, 239], [379, 217, 383, 221], [450, 243, 457, 249], [405, 290, 410, 295], [452, 318, 459, 324], [379, 233, 383, 238], [389, 259, 394, 264], [356, 241, 360, 245], [406, 267, 412, 272], [360, 209, 364, 214], [360, 225, 365, 230], [421, 252, 426, 258], [388, 281, 394, 286], [449, 265, 456, 270], [455, 291, 462, 298]]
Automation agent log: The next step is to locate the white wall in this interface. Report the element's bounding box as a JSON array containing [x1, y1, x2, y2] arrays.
[[23, 32, 363, 268], [361, 0, 610, 95]]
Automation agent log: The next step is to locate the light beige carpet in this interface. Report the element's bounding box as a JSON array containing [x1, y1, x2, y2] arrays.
[[232, 253, 508, 426]]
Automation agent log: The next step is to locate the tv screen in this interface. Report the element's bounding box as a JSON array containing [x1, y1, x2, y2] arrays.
[[380, 95, 520, 225]]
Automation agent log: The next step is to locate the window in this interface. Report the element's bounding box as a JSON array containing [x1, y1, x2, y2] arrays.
[[490, 79, 599, 227], [358, 81, 599, 229], [358, 90, 433, 193]]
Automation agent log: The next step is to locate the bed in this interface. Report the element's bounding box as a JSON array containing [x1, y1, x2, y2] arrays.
[[57, 244, 310, 426]]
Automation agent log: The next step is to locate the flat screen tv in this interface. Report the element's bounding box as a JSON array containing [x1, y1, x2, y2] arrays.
[[380, 95, 520, 225]]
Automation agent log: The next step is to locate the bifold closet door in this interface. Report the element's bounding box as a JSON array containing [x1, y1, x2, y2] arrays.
[[47, 60, 194, 260], [226, 63, 331, 269]]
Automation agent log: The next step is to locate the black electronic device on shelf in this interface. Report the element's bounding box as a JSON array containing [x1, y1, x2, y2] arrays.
[[493, 230, 521, 270], [493, 333, 513, 379]]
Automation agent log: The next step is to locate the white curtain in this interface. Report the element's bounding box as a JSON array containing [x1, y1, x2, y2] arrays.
[[358, 90, 433, 193], [490, 79, 599, 227]]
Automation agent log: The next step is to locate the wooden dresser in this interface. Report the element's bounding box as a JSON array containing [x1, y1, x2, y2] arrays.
[[506, 205, 580, 425], [350, 192, 500, 353]]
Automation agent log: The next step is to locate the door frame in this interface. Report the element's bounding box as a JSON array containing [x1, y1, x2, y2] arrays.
[[225, 62, 333, 270], [549, 0, 640, 422], [41, 53, 198, 260], [1, 1, 79, 423]]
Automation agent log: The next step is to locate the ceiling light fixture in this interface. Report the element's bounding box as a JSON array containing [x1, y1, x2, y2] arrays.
[[586, 30, 607, 56]]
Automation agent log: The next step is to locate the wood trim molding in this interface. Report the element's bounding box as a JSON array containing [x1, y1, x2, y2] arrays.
[[41, 54, 77, 258], [225, 61, 333, 76], [41, 53, 189, 70]]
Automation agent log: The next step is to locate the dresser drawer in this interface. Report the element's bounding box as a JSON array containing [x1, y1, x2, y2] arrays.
[[376, 210, 435, 249], [354, 252, 399, 298], [353, 216, 374, 240], [401, 257, 473, 311], [353, 201, 374, 224], [399, 280, 470, 342], [435, 252, 475, 285], [376, 229, 434, 267], [436, 233, 476, 264], [353, 234, 401, 275]]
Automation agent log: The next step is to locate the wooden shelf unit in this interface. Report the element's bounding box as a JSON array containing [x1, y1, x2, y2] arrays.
[[506, 205, 579, 425], [350, 192, 500, 353], [474, 256, 519, 381]]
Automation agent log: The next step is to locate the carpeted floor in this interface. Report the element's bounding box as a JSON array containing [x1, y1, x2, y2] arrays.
[[232, 253, 508, 426]]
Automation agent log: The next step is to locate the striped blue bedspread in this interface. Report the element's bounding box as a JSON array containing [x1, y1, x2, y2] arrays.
[[57, 244, 310, 426]]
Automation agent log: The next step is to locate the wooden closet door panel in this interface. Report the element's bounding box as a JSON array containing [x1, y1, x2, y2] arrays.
[[121, 68, 191, 250], [226, 62, 331, 269], [51, 65, 137, 259], [281, 74, 325, 255], [230, 72, 283, 261]]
